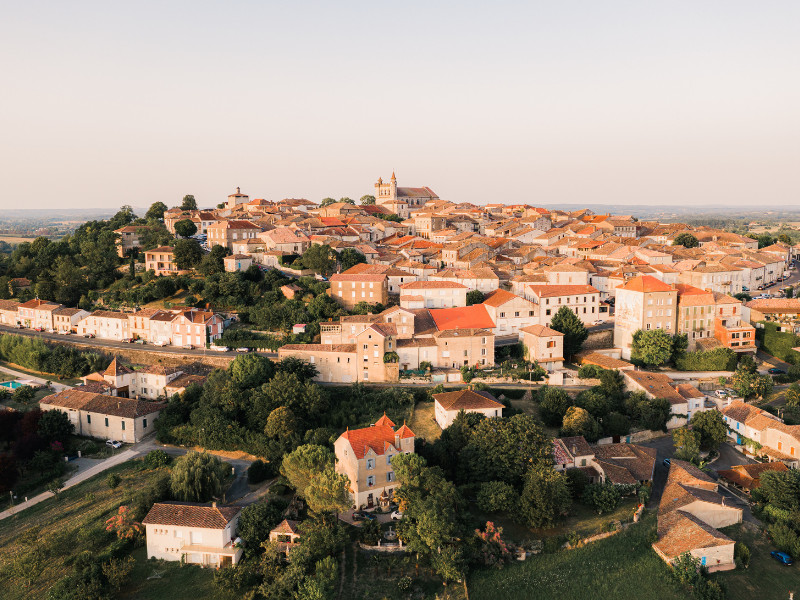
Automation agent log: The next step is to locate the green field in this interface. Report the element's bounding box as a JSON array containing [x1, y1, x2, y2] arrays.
[[0, 460, 233, 600], [467, 514, 692, 600]]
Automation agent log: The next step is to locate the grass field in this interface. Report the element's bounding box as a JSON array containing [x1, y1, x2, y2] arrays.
[[0, 235, 41, 244], [467, 513, 691, 600], [409, 401, 442, 442], [710, 522, 798, 600], [0, 459, 233, 599]]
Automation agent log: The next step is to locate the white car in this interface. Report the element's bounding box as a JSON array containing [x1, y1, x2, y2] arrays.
[[714, 390, 728, 398], [210, 345, 230, 352], [236, 347, 251, 353], [390, 510, 404, 520], [106, 440, 122, 449], [153, 341, 167, 347]]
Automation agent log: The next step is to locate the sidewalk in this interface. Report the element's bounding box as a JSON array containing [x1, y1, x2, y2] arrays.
[[0, 365, 73, 392], [0, 448, 137, 520]]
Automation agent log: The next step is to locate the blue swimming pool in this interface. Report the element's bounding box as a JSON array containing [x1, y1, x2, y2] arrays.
[[0, 381, 24, 390]]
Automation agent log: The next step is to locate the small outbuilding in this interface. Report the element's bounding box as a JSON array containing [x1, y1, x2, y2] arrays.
[[433, 388, 504, 429]]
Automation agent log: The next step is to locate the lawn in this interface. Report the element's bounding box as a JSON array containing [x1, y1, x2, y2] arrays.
[[0, 460, 170, 599], [467, 513, 691, 600], [711, 522, 798, 600], [409, 401, 442, 442]]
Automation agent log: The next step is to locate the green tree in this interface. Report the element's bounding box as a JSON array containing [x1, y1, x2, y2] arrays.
[[778, 233, 792, 245], [549, 306, 588, 359], [582, 482, 621, 514], [296, 556, 338, 600], [672, 427, 700, 463], [603, 411, 631, 437], [172, 238, 203, 270], [102, 556, 135, 591], [305, 467, 351, 514], [785, 382, 800, 407], [237, 499, 286, 550], [174, 219, 198, 238], [170, 452, 228, 502], [466, 290, 485, 306], [672, 233, 699, 248], [146, 201, 168, 220], [37, 409, 74, 443], [229, 353, 275, 388], [731, 362, 773, 399], [690, 410, 727, 451], [561, 406, 601, 442], [300, 244, 338, 275], [519, 465, 571, 528], [734, 292, 752, 302], [338, 248, 366, 271], [476, 480, 518, 513], [319, 197, 337, 207], [538, 386, 573, 427], [280, 444, 335, 497], [180, 195, 198, 211], [757, 469, 800, 511], [631, 329, 674, 367], [637, 397, 672, 432], [264, 406, 298, 443], [359, 195, 376, 205]]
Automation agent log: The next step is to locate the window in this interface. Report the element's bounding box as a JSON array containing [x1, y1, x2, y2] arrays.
[[366, 458, 375, 470], [367, 475, 375, 486], [143, 419, 147, 429], [121, 421, 126, 431], [105, 417, 109, 427], [387, 472, 395, 482], [386, 454, 393, 465], [87, 414, 91, 424]]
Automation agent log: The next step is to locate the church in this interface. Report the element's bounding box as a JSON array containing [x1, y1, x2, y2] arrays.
[[374, 172, 439, 218]]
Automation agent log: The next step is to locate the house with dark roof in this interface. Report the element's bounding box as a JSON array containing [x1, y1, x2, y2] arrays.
[[40, 389, 162, 443], [433, 389, 504, 428], [334, 414, 415, 509], [552, 436, 656, 485], [143, 501, 243, 567]]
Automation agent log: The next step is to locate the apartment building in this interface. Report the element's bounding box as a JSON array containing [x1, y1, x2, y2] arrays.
[[143, 502, 243, 567], [675, 285, 717, 351], [520, 324, 564, 371], [18, 299, 63, 330], [482, 289, 539, 339], [207, 220, 262, 251], [53, 307, 90, 333], [80, 358, 184, 400], [0, 300, 20, 325], [77, 311, 132, 341], [145, 246, 178, 276], [327, 273, 389, 310], [399, 281, 468, 309], [522, 284, 601, 326], [40, 389, 162, 443], [712, 292, 756, 353], [334, 414, 415, 509], [114, 225, 151, 257], [614, 276, 677, 360]]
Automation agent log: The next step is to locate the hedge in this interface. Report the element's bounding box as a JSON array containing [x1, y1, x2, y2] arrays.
[[674, 347, 737, 371], [756, 322, 800, 363]]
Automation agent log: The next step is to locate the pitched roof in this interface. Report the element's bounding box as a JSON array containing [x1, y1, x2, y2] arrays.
[[433, 389, 504, 411], [428, 305, 495, 331], [617, 275, 674, 293], [142, 502, 241, 528], [482, 289, 527, 307], [40, 390, 163, 418], [338, 421, 414, 459], [718, 462, 788, 490], [653, 510, 734, 560], [624, 371, 685, 405], [103, 357, 133, 377], [271, 519, 301, 535], [525, 284, 599, 298], [399, 281, 467, 290], [520, 324, 563, 337]]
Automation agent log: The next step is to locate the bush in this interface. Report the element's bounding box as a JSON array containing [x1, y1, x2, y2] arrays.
[[144, 450, 171, 469], [674, 348, 737, 371], [247, 459, 276, 484], [476, 481, 518, 513], [582, 483, 621, 514], [577, 364, 604, 379], [106, 473, 121, 489]]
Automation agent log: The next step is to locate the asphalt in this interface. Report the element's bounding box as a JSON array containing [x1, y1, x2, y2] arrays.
[[0, 322, 278, 359]]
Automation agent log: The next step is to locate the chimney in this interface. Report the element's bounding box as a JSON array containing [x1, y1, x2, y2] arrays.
[[394, 432, 401, 448], [572, 445, 577, 455]]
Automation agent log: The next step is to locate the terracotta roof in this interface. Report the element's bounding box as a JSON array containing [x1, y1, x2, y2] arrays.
[[745, 298, 800, 313], [574, 351, 632, 370], [718, 462, 788, 490], [653, 510, 733, 560], [525, 284, 599, 298], [428, 305, 495, 331], [104, 357, 133, 377], [271, 519, 301, 535], [433, 389, 504, 411], [520, 324, 563, 337], [41, 390, 162, 418], [329, 273, 387, 282], [146, 246, 174, 253], [624, 371, 685, 405], [339, 421, 414, 459], [143, 502, 241, 528], [592, 443, 656, 483], [617, 275, 674, 293], [482, 289, 526, 307], [400, 280, 467, 290]]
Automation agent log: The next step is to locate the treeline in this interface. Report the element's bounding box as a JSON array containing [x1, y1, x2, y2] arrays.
[[0, 333, 110, 378]]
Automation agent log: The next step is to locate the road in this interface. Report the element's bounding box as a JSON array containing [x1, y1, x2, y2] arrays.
[[0, 323, 278, 360]]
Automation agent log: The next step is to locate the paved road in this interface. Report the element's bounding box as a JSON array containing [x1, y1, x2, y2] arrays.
[[0, 323, 278, 359]]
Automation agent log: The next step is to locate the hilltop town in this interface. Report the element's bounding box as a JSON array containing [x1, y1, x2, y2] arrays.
[[1, 177, 799, 600]]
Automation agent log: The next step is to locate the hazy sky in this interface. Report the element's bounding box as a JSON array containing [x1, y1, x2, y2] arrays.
[[2, 1, 799, 210]]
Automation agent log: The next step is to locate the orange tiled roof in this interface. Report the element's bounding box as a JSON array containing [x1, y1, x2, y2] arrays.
[[143, 502, 241, 528], [428, 305, 495, 331], [617, 275, 674, 293]]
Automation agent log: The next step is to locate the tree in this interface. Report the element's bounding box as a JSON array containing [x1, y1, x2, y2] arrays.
[[519, 465, 571, 528], [785, 382, 800, 407], [731, 363, 773, 399], [319, 198, 337, 207], [174, 219, 198, 238], [672, 233, 699, 248], [229, 353, 274, 388], [561, 406, 601, 442], [47, 478, 65, 499], [757, 469, 800, 511], [300, 244, 338, 275], [338, 248, 366, 272], [280, 444, 335, 498], [297, 556, 338, 600], [146, 201, 168, 221], [734, 292, 752, 302], [672, 428, 700, 463], [180, 195, 197, 211], [549, 306, 588, 359], [172, 238, 203, 270], [265, 406, 298, 443], [305, 467, 351, 514], [476, 481, 518, 513], [538, 386, 572, 427], [582, 483, 621, 514], [359, 195, 376, 205], [631, 329, 674, 367], [690, 410, 727, 451], [778, 233, 792, 245], [170, 451, 228, 502], [37, 409, 74, 443], [638, 397, 672, 432], [603, 412, 631, 437], [102, 556, 135, 592], [466, 290, 485, 306], [105, 505, 144, 540], [237, 499, 286, 550]]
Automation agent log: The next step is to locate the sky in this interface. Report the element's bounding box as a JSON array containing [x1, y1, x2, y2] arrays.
[[1, 1, 799, 210]]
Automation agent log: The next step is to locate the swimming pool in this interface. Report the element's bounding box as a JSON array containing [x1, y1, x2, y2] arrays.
[[0, 381, 24, 390]]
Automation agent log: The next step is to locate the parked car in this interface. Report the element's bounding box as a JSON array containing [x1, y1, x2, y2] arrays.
[[663, 458, 671, 467], [770, 550, 793, 566], [351, 511, 377, 522], [59, 329, 72, 335], [106, 440, 122, 449], [47, 328, 56, 333], [210, 345, 230, 352], [153, 341, 167, 347], [742, 286, 749, 291], [122, 338, 134, 343], [236, 347, 251, 353], [390, 510, 404, 520], [768, 368, 786, 375], [134, 339, 146, 344], [592, 320, 604, 325], [83, 333, 95, 338], [714, 390, 728, 398], [34, 327, 43, 332], [725, 388, 738, 397]]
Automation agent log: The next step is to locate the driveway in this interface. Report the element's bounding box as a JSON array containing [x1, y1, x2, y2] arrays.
[[711, 441, 756, 471]]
